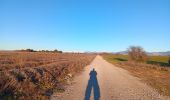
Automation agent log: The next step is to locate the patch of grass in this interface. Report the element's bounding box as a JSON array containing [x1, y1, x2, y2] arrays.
[[102, 54, 128, 63], [148, 56, 170, 67], [102, 54, 170, 67], [149, 56, 169, 63]]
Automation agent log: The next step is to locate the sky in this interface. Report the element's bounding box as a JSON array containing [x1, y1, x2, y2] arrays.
[[0, 0, 170, 52]]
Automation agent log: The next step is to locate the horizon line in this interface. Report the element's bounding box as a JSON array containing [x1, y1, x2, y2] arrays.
[[0, 49, 169, 53]]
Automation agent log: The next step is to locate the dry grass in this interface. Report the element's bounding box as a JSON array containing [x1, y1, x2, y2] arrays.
[[0, 51, 96, 99], [102, 54, 170, 97]]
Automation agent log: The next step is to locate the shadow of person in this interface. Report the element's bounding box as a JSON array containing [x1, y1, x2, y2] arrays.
[[85, 68, 100, 100]]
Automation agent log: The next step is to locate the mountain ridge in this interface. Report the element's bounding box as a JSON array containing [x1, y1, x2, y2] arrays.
[[115, 51, 170, 56]]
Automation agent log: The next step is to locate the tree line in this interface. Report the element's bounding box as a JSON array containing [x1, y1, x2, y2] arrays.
[[18, 49, 62, 53]]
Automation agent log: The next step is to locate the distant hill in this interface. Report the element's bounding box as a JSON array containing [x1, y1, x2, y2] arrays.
[[147, 51, 170, 56], [114, 51, 170, 56], [114, 51, 128, 55]]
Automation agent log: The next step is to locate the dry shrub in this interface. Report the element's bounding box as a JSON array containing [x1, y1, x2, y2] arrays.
[[0, 72, 18, 99], [128, 46, 148, 63]]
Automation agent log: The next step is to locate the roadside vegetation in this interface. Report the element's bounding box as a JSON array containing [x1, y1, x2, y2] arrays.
[[102, 46, 170, 97], [0, 51, 96, 99]]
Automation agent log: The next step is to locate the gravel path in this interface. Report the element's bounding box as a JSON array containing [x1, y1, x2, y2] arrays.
[[51, 55, 170, 100]]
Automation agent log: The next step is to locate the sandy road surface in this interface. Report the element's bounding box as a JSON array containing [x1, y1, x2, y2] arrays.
[[52, 55, 169, 100]]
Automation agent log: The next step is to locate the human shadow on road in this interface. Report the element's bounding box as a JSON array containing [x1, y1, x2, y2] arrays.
[[84, 68, 100, 100]]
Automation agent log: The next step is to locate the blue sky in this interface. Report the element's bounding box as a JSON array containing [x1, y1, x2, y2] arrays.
[[0, 0, 170, 52]]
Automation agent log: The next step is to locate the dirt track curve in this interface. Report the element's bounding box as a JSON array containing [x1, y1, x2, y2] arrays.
[[52, 55, 169, 100]]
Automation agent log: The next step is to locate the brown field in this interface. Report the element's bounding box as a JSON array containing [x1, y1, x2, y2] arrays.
[[102, 54, 170, 97], [0, 52, 96, 99]]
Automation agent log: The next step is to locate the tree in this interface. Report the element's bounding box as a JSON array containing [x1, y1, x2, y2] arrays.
[[54, 49, 59, 52], [26, 49, 35, 52], [168, 57, 170, 66], [19, 49, 35, 52], [53, 49, 62, 53], [128, 46, 148, 63]]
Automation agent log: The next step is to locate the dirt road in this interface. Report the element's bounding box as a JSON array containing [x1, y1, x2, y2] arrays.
[[52, 55, 169, 100]]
